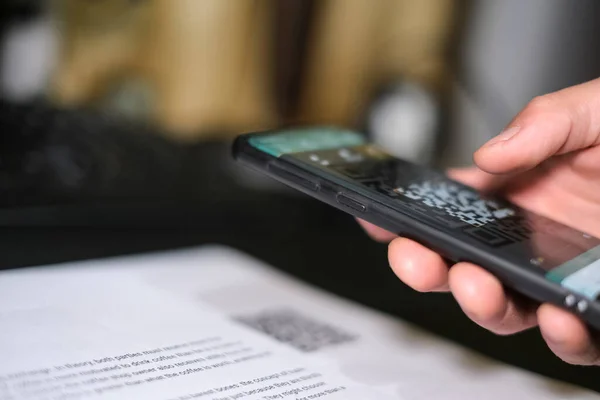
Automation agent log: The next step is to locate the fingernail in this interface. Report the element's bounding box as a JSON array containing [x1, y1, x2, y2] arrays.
[[484, 126, 521, 148]]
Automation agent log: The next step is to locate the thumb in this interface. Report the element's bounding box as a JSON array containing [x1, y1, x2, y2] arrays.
[[474, 78, 600, 174]]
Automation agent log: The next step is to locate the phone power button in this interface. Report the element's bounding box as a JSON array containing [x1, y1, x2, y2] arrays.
[[336, 193, 367, 212]]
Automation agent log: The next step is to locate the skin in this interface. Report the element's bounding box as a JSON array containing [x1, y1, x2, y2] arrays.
[[360, 77, 600, 365]]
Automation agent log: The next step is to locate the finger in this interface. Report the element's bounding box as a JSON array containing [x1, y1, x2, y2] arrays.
[[357, 219, 397, 242], [538, 303, 600, 365], [447, 167, 513, 193], [388, 238, 449, 292], [449, 263, 538, 335], [474, 78, 600, 174]]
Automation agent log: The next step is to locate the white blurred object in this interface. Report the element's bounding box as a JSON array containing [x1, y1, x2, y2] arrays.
[[368, 82, 439, 165], [0, 249, 384, 399], [1, 16, 57, 101]]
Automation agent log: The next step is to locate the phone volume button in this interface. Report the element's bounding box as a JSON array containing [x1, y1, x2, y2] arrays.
[[268, 164, 319, 191], [336, 193, 367, 212]]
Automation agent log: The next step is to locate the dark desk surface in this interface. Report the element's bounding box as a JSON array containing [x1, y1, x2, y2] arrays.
[[1, 141, 598, 393]]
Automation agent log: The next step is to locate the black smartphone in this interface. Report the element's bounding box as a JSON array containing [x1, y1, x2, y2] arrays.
[[233, 127, 600, 329]]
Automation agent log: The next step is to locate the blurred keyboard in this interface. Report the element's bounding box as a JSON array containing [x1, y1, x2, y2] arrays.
[[0, 99, 184, 209], [0, 99, 304, 227]]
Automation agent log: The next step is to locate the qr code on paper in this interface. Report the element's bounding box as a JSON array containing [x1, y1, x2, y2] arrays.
[[394, 180, 515, 228], [234, 309, 357, 352]]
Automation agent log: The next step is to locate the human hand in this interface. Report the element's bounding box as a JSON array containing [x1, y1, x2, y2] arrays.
[[362, 78, 600, 365]]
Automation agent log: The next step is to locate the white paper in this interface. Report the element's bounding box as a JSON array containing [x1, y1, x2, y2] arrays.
[[125, 246, 599, 400], [0, 264, 389, 400], [1, 245, 598, 400]]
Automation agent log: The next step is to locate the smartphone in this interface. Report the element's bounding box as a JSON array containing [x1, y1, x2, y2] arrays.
[[233, 127, 600, 329]]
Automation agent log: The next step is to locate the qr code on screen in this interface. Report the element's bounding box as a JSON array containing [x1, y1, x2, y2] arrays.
[[234, 309, 357, 353], [394, 180, 515, 228]]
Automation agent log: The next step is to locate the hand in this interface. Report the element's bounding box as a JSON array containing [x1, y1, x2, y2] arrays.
[[362, 78, 600, 365]]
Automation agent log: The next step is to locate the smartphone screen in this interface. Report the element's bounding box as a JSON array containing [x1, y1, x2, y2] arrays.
[[249, 128, 600, 301]]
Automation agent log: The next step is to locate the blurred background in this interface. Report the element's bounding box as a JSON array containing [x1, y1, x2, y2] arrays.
[[2, 0, 600, 391], [3, 0, 600, 166]]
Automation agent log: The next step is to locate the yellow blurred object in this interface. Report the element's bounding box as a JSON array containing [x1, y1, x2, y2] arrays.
[[51, 0, 277, 141], [296, 0, 457, 127], [50, 0, 458, 140], [51, 0, 152, 106], [141, 0, 277, 138]]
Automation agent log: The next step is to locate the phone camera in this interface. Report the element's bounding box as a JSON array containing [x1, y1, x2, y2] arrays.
[[564, 294, 577, 307], [577, 300, 589, 313]]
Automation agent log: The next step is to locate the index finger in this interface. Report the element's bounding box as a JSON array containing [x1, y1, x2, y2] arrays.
[[475, 77, 600, 175]]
